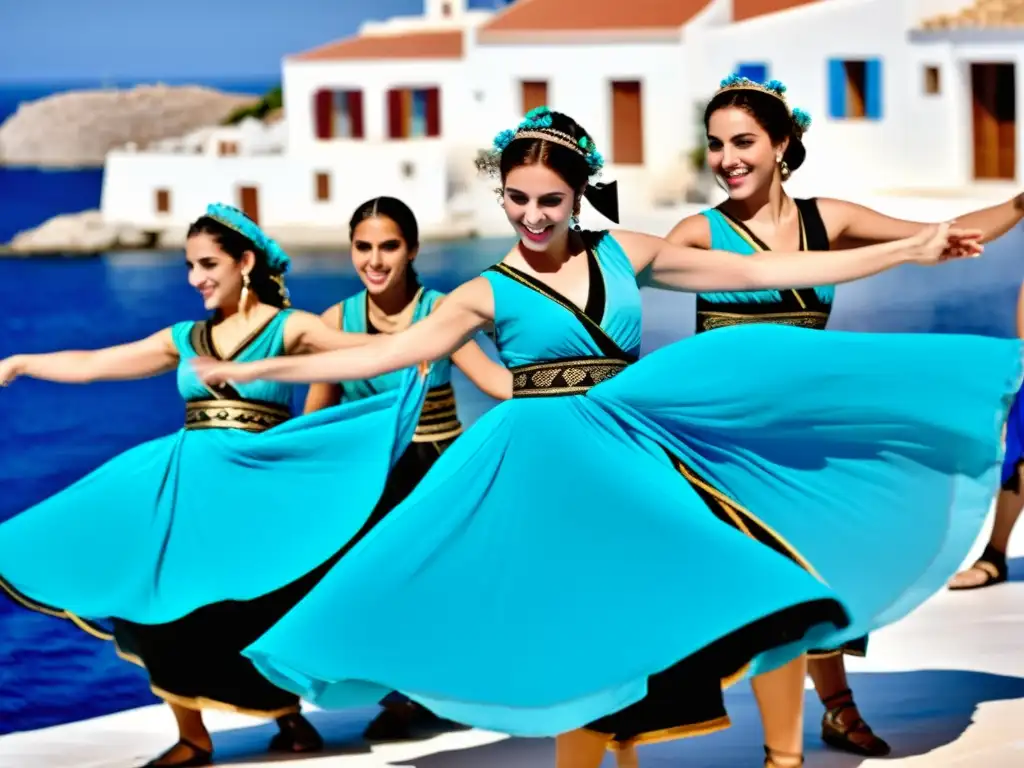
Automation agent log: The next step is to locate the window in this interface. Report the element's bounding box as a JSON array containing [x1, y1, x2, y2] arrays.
[[401, 161, 415, 179], [521, 80, 548, 115], [442, 1, 451, 16], [315, 172, 330, 202], [217, 140, 239, 156], [736, 63, 769, 83], [155, 189, 170, 213], [828, 58, 883, 120], [924, 65, 941, 95], [313, 89, 365, 139], [387, 87, 441, 138]]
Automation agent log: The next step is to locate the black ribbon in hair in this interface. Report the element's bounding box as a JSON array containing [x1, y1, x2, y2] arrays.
[[583, 181, 620, 224]]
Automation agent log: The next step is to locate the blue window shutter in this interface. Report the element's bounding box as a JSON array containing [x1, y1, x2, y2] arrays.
[[828, 58, 846, 119], [865, 58, 883, 119], [737, 63, 768, 83]]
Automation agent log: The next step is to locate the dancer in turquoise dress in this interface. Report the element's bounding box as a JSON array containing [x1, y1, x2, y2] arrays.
[[668, 73, 1024, 757], [305, 196, 510, 739], [194, 109, 1018, 768], [0, 204, 428, 768]]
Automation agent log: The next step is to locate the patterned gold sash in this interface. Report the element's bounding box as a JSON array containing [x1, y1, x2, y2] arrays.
[[185, 399, 290, 433], [698, 310, 829, 333], [414, 384, 463, 443], [510, 357, 631, 398]]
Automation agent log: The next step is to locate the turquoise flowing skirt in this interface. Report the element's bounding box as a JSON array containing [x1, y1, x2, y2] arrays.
[[0, 369, 427, 626], [240, 326, 1020, 736]]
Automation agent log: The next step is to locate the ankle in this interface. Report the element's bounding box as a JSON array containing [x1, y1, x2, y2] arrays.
[[821, 686, 853, 710], [764, 745, 803, 767]]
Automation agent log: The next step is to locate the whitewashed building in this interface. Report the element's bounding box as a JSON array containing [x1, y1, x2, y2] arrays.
[[99, 0, 1024, 236]]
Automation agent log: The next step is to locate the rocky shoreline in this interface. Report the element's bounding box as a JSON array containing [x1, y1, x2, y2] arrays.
[[0, 85, 257, 168]]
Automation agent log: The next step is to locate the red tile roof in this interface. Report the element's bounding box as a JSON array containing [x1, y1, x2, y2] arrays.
[[478, 0, 711, 34], [733, 0, 824, 22], [921, 0, 1024, 29], [291, 30, 463, 61]]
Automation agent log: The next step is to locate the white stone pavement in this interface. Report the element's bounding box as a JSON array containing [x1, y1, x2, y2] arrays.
[[2, 518, 1023, 768]]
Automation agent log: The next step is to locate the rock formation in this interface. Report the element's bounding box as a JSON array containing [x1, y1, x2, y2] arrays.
[[0, 85, 258, 167]]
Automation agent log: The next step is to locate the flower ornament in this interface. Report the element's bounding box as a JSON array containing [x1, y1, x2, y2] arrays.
[[206, 203, 291, 274]]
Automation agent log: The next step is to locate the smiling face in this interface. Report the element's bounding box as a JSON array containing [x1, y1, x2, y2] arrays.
[[185, 232, 253, 312], [502, 163, 577, 252], [706, 106, 785, 200], [351, 215, 415, 296]]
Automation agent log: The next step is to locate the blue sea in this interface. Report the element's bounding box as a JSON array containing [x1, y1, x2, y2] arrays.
[[0, 78, 277, 245]]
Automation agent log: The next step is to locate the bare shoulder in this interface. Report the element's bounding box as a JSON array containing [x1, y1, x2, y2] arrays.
[[319, 302, 342, 326], [444, 276, 496, 320], [665, 213, 712, 248]]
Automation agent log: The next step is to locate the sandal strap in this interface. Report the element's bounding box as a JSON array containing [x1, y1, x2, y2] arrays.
[[821, 687, 853, 708], [145, 739, 212, 767], [973, 560, 1003, 580]]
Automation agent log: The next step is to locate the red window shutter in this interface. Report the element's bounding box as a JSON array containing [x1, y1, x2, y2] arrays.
[[387, 89, 403, 139], [348, 90, 365, 139], [314, 89, 333, 139], [425, 87, 440, 137]]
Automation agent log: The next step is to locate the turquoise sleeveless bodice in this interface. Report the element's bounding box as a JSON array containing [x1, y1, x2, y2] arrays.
[[482, 231, 641, 370], [696, 199, 834, 333], [172, 310, 295, 430], [339, 287, 461, 442], [338, 288, 451, 401]]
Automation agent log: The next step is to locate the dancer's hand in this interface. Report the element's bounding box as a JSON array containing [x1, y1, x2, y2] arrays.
[[0, 355, 25, 387], [192, 356, 253, 386], [903, 222, 983, 264]]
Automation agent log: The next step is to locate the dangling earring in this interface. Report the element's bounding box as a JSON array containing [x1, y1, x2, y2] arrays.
[[571, 201, 582, 231], [240, 272, 251, 317], [776, 154, 790, 181]]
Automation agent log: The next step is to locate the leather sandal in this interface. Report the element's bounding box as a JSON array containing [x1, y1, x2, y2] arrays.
[[821, 688, 891, 757], [142, 739, 212, 767], [948, 544, 1008, 590], [269, 712, 324, 753]]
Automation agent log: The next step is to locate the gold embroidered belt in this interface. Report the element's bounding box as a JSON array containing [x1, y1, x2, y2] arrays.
[[698, 310, 829, 333], [185, 399, 290, 433], [414, 383, 463, 443], [510, 357, 631, 398]]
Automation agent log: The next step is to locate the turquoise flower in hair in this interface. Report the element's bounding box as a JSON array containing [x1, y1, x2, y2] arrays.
[[205, 202, 291, 274], [524, 106, 550, 121], [764, 79, 787, 95], [720, 73, 745, 88], [587, 149, 604, 173], [791, 107, 812, 131], [493, 128, 516, 150]]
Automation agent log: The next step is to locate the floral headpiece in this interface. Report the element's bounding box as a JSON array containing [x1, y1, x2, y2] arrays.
[[716, 74, 812, 135], [483, 106, 605, 176], [206, 203, 291, 275]]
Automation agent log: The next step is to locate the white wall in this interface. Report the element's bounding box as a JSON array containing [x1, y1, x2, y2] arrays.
[[282, 58, 474, 151], [698, 0, 929, 196], [101, 141, 450, 231], [467, 38, 691, 197]]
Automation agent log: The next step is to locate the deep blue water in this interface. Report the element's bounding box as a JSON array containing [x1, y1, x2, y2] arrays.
[[0, 78, 278, 245], [1, 229, 1023, 735]]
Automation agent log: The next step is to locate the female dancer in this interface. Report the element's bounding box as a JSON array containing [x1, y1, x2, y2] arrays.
[[666, 74, 1024, 756], [196, 109, 1017, 768], [306, 196, 510, 739], [0, 204, 430, 768], [949, 277, 1024, 590]]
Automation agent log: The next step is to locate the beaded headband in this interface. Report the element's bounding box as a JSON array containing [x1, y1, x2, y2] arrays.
[[482, 107, 604, 176], [716, 74, 812, 134]]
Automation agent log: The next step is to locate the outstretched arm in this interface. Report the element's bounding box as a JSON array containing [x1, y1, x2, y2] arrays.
[[431, 296, 512, 401], [818, 195, 1024, 245], [195, 278, 495, 386], [283, 308, 373, 355], [620, 223, 978, 293], [299, 305, 348, 413], [0, 328, 179, 386]]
